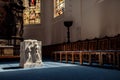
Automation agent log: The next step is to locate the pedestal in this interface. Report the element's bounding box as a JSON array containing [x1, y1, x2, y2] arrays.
[[20, 40, 43, 68]]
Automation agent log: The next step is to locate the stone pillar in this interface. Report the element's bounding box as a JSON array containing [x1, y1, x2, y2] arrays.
[[20, 40, 43, 68]]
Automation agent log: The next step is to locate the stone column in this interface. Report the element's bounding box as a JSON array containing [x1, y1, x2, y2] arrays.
[[20, 40, 43, 68]]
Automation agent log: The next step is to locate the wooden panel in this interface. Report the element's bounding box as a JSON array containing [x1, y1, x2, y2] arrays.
[[0, 56, 19, 59], [0, 46, 13, 56], [98, 36, 109, 50], [4, 48, 13, 55], [88, 38, 98, 50], [109, 36, 117, 50]]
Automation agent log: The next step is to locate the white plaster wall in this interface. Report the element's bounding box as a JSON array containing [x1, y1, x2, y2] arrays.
[[81, 0, 101, 40], [23, 24, 45, 41], [23, 0, 120, 45], [53, 0, 82, 43], [99, 0, 120, 37], [23, 0, 66, 45], [69, 0, 82, 41], [52, 18, 66, 44], [81, 0, 120, 39], [23, 0, 53, 45], [43, 0, 53, 45]]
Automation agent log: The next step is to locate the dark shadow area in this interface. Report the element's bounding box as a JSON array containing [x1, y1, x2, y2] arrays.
[[54, 61, 120, 70], [2, 66, 22, 70], [81, 64, 116, 70], [0, 59, 19, 64]]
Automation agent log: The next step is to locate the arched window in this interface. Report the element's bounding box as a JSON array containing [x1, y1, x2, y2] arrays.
[[54, 0, 65, 18], [23, 0, 41, 25]]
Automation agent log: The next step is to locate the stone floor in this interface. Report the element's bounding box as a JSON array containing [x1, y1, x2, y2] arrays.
[[0, 61, 120, 80]]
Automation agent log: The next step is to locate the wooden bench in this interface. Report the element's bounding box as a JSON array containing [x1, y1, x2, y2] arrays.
[[53, 50, 117, 67], [54, 51, 82, 64]]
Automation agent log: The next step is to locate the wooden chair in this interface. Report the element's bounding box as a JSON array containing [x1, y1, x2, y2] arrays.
[[98, 36, 115, 66], [116, 34, 120, 68], [80, 39, 90, 64], [71, 42, 81, 63], [116, 34, 120, 50], [88, 38, 100, 65], [116, 51, 120, 68], [98, 36, 109, 50], [109, 36, 117, 50]]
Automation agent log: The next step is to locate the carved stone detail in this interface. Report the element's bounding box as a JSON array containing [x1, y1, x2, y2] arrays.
[[20, 39, 42, 68]]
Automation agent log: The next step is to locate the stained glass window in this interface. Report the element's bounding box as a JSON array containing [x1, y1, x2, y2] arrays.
[[23, 0, 41, 25], [54, 0, 65, 18]]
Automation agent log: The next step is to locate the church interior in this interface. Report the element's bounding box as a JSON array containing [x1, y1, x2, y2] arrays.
[[0, 0, 120, 80]]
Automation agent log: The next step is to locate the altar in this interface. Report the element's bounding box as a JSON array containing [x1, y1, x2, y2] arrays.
[[20, 40, 43, 68]]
